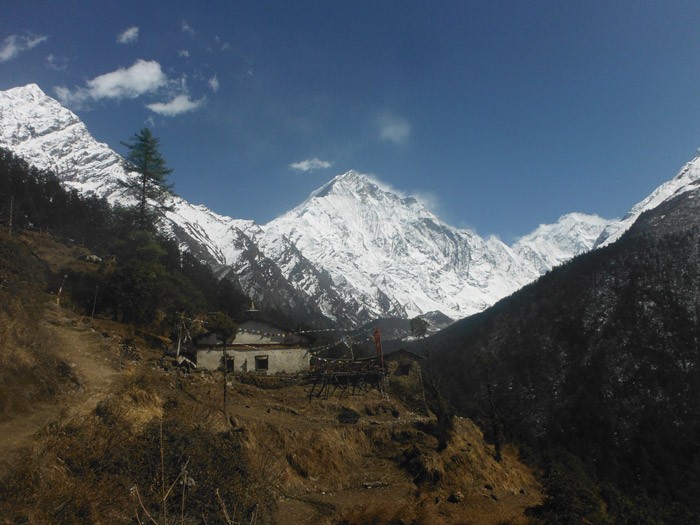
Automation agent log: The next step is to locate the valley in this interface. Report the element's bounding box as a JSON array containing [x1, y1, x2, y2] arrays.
[[1, 80, 700, 524]]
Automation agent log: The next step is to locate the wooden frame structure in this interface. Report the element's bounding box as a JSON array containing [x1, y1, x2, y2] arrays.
[[306, 356, 387, 399]]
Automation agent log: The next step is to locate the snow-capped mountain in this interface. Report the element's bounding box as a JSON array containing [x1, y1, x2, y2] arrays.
[[594, 154, 700, 248], [261, 172, 544, 319], [513, 213, 610, 274], [4, 82, 677, 327], [0, 84, 342, 325], [0, 83, 128, 199]]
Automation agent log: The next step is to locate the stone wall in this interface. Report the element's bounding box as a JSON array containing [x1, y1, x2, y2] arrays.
[[196, 347, 310, 374]]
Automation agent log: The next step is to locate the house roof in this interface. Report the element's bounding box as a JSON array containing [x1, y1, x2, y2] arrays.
[[385, 348, 425, 361], [195, 319, 310, 348]]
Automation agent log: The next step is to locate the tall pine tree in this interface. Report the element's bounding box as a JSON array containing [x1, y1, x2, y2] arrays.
[[120, 128, 173, 230]]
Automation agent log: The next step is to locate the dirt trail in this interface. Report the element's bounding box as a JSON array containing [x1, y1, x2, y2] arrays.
[[0, 304, 122, 472]]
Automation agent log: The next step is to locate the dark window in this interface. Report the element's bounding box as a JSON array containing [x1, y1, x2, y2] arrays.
[[255, 355, 269, 371], [221, 355, 234, 371]]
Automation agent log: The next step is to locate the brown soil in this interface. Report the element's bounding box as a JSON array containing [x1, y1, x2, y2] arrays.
[[0, 303, 123, 474], [175, 370, 543, 525], [0, 314, 542, 524]]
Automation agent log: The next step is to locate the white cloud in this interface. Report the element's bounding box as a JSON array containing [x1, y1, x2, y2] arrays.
[[178, 49, 190, 58], [208, 74, 219, 92], [116, 26, 139, 45], [146, 94, 204, 116], [53, 85, 75, 104], [377, 113, 411, 144], [0, 33, 48, 63], [55, 59, 168, 107], [181, 21, 195, 35], [86, 60, 167, 99], [412, 190, 441, 212], [289, 158, 334, 172]]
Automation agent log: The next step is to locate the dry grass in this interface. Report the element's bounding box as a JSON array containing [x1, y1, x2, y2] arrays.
[[0, 369, 273, 524], [94, 384, 163, 433], [0, 231, 544, 525], [337, 502, 448, 525], [0, 233, 77, 422]]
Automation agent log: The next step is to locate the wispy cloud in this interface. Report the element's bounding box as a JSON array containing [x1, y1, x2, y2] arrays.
[[289, 158, 333, 172], [146, 94, 204, 116], [116, 26, 139, 45], [377, 113, 411, 144], [412, 190, 441, 213], [45, 53, 68, 71], [215, 36, 231, 51], [208, 74, 219, 92], [181, 21, 195, 35], [54, 59, 167, 107], [0, 33, 48, 63], [178, 49, 190, 58]]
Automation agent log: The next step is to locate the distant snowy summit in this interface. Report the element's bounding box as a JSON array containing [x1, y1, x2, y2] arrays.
[[2, 82, 694, 326], [514, 213, 612, 274]]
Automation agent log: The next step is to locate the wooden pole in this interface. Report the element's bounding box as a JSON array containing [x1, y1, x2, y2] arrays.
[[56, 274, 68, 307], [222, 338, 228, 414], [90, 285, 99, 325], [8, 194, 13, 235]]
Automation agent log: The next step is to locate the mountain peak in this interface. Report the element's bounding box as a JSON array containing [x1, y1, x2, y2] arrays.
[[308, 170, 425, 213], [4, 83, 49, 101], [311, 170, 377, 198]]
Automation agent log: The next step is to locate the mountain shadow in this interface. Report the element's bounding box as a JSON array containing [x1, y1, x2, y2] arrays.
[[408, 187, 700, 522]]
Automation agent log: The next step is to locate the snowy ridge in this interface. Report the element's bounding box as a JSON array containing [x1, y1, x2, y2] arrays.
[[594, 155, 700, 247], [9, 82, 692, 326], [513, 213, 610, 274], [0, 84, 129, 199]]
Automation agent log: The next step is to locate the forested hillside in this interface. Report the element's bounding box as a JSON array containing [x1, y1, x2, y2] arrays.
[[0, 146, 251, 333], [412, 187, 700, 523]]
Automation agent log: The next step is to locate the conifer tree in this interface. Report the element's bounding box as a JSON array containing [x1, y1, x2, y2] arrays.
[[410, 316, 429, 338], [120, 128, 173, 230]]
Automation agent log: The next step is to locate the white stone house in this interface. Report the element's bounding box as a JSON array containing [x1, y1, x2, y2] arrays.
[[195, 320, 310, 374]]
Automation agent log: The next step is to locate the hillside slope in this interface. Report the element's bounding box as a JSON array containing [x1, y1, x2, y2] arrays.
[[0, 230, 544, 524], [411, 186, 700, 522]]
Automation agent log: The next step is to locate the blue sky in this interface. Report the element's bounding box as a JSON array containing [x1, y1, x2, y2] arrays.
[[2, 1, 700, 242]]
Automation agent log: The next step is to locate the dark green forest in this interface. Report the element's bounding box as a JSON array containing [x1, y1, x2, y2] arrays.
[[415, 191, 700, 523], [0, 147, 249, 334]]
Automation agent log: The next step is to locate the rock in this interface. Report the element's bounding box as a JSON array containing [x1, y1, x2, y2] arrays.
[[362, 481, 388, 489], [447, 491, 463, 503]]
